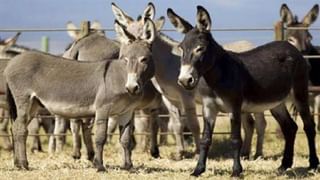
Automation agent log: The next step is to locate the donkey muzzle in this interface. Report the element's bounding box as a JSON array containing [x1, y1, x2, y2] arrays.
[[126, 73, 141, 95], [178, 65, 197, 90]]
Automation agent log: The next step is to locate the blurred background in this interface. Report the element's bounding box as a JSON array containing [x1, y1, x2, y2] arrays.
[[1, 0, 319, 54]]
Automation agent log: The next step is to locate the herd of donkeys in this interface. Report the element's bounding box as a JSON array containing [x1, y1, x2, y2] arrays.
[[1, 2, 320, 177]]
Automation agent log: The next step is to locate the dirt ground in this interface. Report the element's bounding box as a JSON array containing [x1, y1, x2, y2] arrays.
[[1, 115, 320, 180]]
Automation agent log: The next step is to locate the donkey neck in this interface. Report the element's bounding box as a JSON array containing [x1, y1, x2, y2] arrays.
[[201, 40, 244, 94]]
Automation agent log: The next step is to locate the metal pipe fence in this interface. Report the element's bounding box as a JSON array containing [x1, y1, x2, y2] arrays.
[[1, 25, 320, 138]]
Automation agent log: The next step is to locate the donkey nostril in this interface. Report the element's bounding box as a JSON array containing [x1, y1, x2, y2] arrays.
[[133, 86, 139, 93], [187, 77, 194, 85]]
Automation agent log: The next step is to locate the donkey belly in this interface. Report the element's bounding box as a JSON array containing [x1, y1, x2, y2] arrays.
[[42, 101, 95, 118], [241, 100, 283, 113]]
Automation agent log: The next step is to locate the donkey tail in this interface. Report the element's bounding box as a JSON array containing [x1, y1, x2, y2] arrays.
[[6, 84, 17, 121]]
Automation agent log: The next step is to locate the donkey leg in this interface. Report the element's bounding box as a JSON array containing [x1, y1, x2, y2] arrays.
[[134, 110, 150, 152], [191, 98, 218, 177], [81, 118, 95, 161], [158, 107, 169, 145], [93, 112, 108, 172], [230, 110, 243, 177], [254, 112, 266, 159], [119, 112, 135, 170], [0, 111, 12, 151], [149, 108, 160, 158], [241, 113, 254, 159], [314, 95, 320, 131], [270, 104, 297, 173], [107, 117, 118, 143], [28, 117, 42, 153], [181, 104, 200, 154], [294, 94, 319, 169], [70, 119, 82, 159], [54, 116, 67, 153], [12, 98, 37, 170], [162, 96, 184, 160]]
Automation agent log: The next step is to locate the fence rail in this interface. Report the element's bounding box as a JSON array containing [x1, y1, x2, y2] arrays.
[[0, 26, 320, 33]]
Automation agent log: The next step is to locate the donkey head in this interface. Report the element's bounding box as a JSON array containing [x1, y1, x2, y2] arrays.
[[167, 6, 216, 89], [0, 32, 21, 59], [280, 4, 319, 53], [111, 2, 165, 38], [115, 18, 156, 95]]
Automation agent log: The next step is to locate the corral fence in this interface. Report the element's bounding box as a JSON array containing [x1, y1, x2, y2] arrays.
[[1, 21, 320, 137]]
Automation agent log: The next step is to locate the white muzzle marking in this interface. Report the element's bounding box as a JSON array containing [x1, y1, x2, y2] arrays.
[[178, 65, 194, 82], [126, 73, 139, 92]]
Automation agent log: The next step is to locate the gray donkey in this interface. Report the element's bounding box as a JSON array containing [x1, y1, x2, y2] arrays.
[[5, 19, 158, 172], [62, 21, 165, 160], [0, 33, 54, 153]]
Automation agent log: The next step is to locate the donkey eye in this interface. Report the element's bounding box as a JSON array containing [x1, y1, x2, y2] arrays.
[[139, 57, 148, 63], [194, 46, 206, 54]]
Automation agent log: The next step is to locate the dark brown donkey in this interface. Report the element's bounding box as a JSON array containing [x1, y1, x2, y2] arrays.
[[167, 6, 319, 177]]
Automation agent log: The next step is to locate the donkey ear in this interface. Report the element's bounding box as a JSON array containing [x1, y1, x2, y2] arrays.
[[142, 2, 155, 20], [280, 4, 294, 25], [111, 2, 133, 26], [167, 8, 193, 34], [4, 32, 21, 47], [91, 20, 105, 35], [91, 21, 102, 31], [302, 4, 319, 26], [66, 21, 80, 40], [114, 20, 135, 44], [3, 32, 21, 49], [141, 18, 156, 44], [154, 16, 165, 31], [196, 6, 211, 32]]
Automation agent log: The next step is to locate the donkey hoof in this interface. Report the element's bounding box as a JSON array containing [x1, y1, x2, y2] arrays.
[[72, 153, 81, 160], [253, 154, 263, 160], [309, 157, 319, 169], [191, 166, 205, 177], [87, 152, 95, 162], [231, 169, 243, 177], [15, 160, 29, 170], [277, 165, 288, 174], [150, 147, 160, 158], [96, 166, 106, 172], [121, 163, 133, 170]]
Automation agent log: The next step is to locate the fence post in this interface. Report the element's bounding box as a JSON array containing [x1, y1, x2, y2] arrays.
[[79, 21, 90, 39], [41, 36, 49, 53], [274, 21, 284, 41]]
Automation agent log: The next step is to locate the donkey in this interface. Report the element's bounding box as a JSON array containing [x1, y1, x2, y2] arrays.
[[167, 6, 319, 177], [241, 3, 320, 160], [0, 33, 55, 153], [63, 21, 165, 160], [5, 19, 157, 171], [112, 2, 201, 160]]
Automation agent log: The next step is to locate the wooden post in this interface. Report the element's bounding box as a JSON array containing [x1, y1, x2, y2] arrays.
[[41, 36, 49, 53], [274, 21, 284, 41], [79, 21, 90, 39]]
